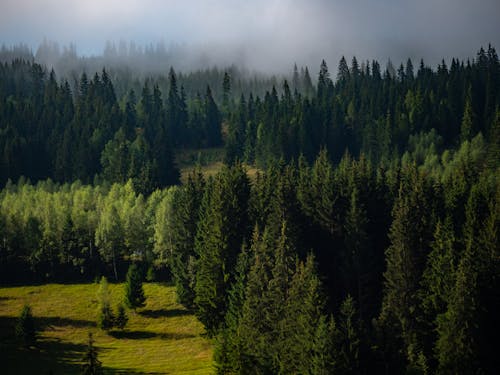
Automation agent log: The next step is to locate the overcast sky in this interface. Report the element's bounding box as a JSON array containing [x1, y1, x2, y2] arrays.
[[1, 0, 499, 72]]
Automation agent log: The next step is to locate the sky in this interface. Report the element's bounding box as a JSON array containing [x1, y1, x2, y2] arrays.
[[1, 0, 499, 72]]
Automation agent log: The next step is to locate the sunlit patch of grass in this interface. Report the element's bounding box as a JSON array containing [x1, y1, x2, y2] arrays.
[[0, 283, 213, 374]]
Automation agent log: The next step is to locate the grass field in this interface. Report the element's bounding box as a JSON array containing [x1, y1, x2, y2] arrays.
[[176, 147, 260, 183], [0, 283, 213, 374]]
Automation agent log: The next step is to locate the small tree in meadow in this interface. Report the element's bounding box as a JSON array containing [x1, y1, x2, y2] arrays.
[[82, 332, 102, 375], [124, 263, 146, 310], [114, 304, 129, 330], [97, 276, 114, 330], [16, 304, 36, 347]]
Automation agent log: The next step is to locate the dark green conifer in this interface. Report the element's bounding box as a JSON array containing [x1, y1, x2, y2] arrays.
[[15, 304, 36, 347], [82, 333, 102, 375], [114, 304, 128, 330], [124, 263, 146, 310]]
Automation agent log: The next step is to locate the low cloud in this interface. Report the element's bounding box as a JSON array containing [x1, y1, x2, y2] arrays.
[[1, 0, 499, 72]]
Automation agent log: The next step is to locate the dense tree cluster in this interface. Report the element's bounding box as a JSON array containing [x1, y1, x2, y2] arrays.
[[0, 180, 162, 282], [224, 46, 499, 168], [0, 62, 231, 193], [0, 46, 499, 374]]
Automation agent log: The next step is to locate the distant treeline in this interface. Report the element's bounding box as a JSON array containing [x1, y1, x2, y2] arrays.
[[1, 46, 498, 192]]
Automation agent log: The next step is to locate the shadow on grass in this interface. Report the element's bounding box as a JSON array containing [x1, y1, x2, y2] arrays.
[[108, 330, 157, 339], [1, 315, 87, 374], [139, 308, 191, 319], [103, 367, 164, 374], [109, 329, 196, 340], [38, 316, 95, 330]]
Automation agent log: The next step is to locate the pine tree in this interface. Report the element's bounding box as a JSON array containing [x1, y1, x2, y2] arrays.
[[435, 247, 477, 374], [379, 165, 433, 371], [82, 332, 102, 375], [15, 304, 36, 347], [222, 71, 231, 114], [460, 87, 476, 143], [170, 169, 205, 308], [343, 187, 371, 322], [124, 263, 146, 310], [194, 164, 250, 335], [204, 86, 222, 147], [213, 244, 251, 374], [420, 217, 457, 319], [311, 315, 336, 374], [280, 255, 325, 374], [236, 227, 274, 372], [335, 295, 361, 375], [114, 304, 128, 330]]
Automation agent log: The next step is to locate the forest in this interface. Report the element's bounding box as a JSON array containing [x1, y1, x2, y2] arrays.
[[0, 45, 499, 374]]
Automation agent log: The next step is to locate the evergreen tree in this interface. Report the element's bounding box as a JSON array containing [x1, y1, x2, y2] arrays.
[[194, 164, 250, 335], [204, 86, 222, 147], [280, 255, 326, 374], [460, 87, 476, 142], [335, 295, 361, 375], [213, 244, 251, 374], [169, 170, 205, 308], [114, 304, 128, 330], [311, 315, 336, 374], [81, 332, 102, 375], [124, 263, 146, 309], [15, 304, 36, 347], [435, 246, 478, 374], [379, 165, 433, 372]]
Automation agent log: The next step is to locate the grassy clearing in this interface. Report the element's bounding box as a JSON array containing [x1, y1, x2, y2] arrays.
[[176, 147, 260, 183], [0, 283, 213, 374]]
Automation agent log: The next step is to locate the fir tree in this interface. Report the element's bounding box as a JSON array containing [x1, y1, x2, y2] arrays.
[[194, 164, 250, 335], [335, 295, 361, 375], [15, 304, 36, 347], [81, 332, 102, 375], [114, 304, 128, 330], [124, 263, 146, 310]]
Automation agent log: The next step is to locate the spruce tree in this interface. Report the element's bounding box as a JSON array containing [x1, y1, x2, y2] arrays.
[[15, 304, 36, 347], [114, 304, 128, 330], [170, 168, 205, 308], [311, 315, 336, 374], [82, 332, 102, 375], [194, 164, 250, 335], [460, 87, 476, 143], [335, 295, 361, 375], [280, 255, 326, 374], [378, 165, 433, 372], [124, 263, 146, 310], [214, 243, 251, 374]]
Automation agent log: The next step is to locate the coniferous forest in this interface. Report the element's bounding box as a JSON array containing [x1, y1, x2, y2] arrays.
[[0, 43, 499, 374]]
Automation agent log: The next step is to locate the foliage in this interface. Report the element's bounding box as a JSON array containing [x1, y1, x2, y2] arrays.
[[97, 277, 114, 331]]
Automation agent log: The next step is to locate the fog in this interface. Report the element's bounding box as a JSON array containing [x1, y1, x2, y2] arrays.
[[1, 0, 499, 73]]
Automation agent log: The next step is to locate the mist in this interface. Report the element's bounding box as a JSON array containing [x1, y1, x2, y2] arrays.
[[1, 0, 499, 74]]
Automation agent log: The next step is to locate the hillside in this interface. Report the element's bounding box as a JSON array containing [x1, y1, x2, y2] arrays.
[[0, 283, 213, 374]]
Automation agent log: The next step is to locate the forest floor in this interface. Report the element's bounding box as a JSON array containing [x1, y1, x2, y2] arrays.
[[0, 283, 213, 374]]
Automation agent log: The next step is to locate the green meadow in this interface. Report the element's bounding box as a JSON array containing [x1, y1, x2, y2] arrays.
[[0, 283, 213, 374]]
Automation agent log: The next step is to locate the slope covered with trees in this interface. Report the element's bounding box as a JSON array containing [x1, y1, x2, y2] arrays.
[[0, 46, 498, 374]]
